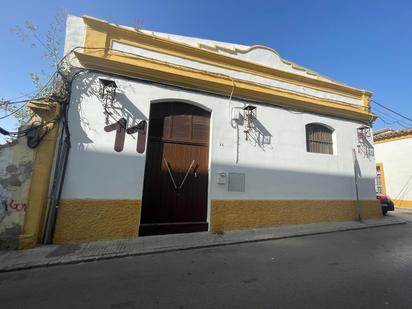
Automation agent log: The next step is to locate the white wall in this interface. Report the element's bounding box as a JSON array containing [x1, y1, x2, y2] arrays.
[[112, 41, 361, 106], [61, 72, 377, 202], [63, 15, 86, 68], [375, 138, 412, 202]]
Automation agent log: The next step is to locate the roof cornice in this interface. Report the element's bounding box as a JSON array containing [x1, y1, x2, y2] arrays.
[[75, 50, 375, 123], [81, 15, 372, 111], [374, 129, 412, 144]]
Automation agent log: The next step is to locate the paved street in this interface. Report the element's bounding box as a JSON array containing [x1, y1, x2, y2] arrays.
[[1, 210, 412, 309]]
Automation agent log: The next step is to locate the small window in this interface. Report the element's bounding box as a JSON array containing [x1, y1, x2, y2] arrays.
[[306, 123, 334, 154], [375, 164, 386, 194]]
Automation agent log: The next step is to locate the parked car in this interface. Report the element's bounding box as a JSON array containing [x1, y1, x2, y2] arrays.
[[376, 193, 395, 215]]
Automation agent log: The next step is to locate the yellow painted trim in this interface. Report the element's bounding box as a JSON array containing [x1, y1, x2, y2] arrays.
[[27, 100, 59, 121], [17, 233, 35, 249], [361, 91, 372, 112], [210, 200, 382, 232], [75, 50, 374, 123], [376, 162, 387, 195], [50, 198, 381, 243], [82, 15, 372, 107], [19, 100, 61, 249], [374, 132, 412, 144], [53, 199, 141, 243], [19, 117, 60, 249], [393, 199, 412, 208]]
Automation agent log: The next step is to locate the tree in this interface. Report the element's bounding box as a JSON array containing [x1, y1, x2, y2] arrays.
[[0, 11, 66, 126]]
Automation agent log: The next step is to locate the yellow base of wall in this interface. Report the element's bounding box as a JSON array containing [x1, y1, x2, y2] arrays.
[[210, 200, 382, 232], [393, 199, 412, 208], [53, 199, 141, 243], [18, 234, 36, 249], [51, 199, 381, 244]]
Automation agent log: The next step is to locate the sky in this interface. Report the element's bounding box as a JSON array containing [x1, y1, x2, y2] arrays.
[[1, 0, 412, 133]]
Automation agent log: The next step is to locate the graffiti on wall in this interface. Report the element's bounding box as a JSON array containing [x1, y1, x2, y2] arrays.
[[0, 161, 32, 224], [0, 139, 34, 249], [0, 199, 28, 221], [8, 200, 28, 212]]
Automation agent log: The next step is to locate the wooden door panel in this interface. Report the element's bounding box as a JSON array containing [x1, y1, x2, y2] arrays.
[[140, 141, 177, 224], [192, 115, 210, 143], [162, 142, 208, 222], [140, 102, 210, 235]]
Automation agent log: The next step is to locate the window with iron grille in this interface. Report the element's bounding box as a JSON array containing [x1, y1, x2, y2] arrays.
[[306, 123, 334, 154], [376, 165, 383, 194]]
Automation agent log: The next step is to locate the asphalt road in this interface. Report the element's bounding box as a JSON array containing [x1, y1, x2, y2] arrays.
[[2, 210, 412, 309]]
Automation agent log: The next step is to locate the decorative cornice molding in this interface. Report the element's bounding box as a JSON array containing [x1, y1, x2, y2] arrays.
[[81, 15, 372, 109], [75, 50, 374, 123]]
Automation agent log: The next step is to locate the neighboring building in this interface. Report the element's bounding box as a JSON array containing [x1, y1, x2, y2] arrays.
[[0, 138, 34, 249], [5, 15, 382, 246], [374, 128, 412, 207]]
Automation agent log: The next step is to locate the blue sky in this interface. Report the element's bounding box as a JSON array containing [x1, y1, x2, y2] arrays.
[[1, 0, 412, 132]]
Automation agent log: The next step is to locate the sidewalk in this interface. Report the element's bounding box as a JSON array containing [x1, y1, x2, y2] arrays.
[[0, 216, 406, 272]]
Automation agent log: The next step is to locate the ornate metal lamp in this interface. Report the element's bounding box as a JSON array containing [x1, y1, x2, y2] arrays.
[[357, 125, 374, 157], [357, 126, 371, 144], [243, 105, 257, 140], [98, 78, 117, 124]]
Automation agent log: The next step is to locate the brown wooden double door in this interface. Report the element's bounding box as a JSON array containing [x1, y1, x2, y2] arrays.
[[140, 102, 210, 236]]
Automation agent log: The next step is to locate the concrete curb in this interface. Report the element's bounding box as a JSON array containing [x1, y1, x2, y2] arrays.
[[0, 217, 406, 273]]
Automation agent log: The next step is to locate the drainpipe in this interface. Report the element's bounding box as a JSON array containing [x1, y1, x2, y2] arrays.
[[42, 70, 83, 244], [42, 102, 71, 244], [352, 148, 362, 221]]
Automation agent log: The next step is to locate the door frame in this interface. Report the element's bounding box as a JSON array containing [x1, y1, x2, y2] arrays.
[[140, 98, 213, 231]]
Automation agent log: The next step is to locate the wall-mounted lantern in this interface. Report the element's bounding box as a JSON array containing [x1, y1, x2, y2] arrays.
[[357, 125, 374, 157], [98, 78, 117, 124], [243, 105, 257, 140], [357, 126, 371, 144]]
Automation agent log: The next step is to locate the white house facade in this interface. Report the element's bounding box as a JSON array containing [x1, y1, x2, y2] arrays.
[[35, 15, 381, 243]]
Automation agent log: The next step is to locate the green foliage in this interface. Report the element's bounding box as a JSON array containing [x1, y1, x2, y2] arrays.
[[1, 11, 67, 125], [0, 100, 33, 125]]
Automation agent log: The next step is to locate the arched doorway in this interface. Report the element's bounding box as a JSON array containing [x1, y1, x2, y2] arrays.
[[140, 102, 210, 235]]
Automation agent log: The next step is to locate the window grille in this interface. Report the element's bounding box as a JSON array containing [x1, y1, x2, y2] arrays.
[[306, 123, 334, 154], [376, 165, 383, 194]]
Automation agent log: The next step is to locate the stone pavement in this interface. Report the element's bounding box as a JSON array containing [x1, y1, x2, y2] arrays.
[[0, 216, 405, 272]]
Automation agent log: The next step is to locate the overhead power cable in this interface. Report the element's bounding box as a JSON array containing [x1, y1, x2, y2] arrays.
[[1, 89, 40, 103], [0, 103, 29, 120], [0, 99, 31, 105], [375, 115, 409, 129], [372, 99, 412, 124], [373, 106, 411, 128], [0, 46, 107, 120]]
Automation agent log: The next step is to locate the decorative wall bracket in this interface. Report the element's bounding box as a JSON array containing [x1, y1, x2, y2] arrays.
[[104, 118, 147, 153]]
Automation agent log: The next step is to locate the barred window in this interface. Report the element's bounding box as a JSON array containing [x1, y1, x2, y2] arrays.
[[306, 123, 334, 154], [375, 164, 385, 194]]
